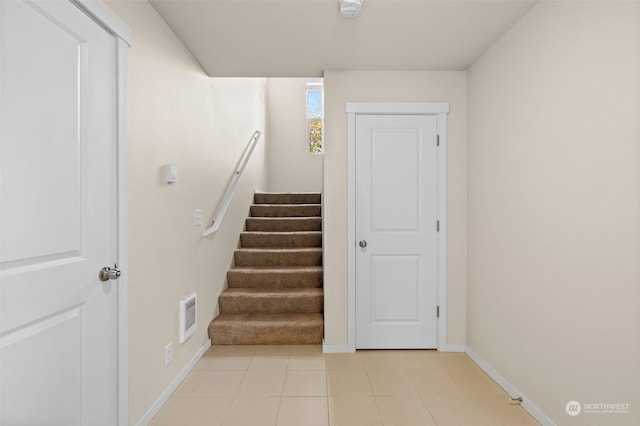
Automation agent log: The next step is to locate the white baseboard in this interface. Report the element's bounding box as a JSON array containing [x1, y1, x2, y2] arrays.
[[520, 399, 556, 426], [136, 339, 211, 426], [464, 346, 519, 398], [322, 338, 355, 353], [465, 346, 556, 426], [439, 343, 465, 352]]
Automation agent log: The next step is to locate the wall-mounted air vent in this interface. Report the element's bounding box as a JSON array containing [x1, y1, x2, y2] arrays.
[[179, 293, 197, 343]]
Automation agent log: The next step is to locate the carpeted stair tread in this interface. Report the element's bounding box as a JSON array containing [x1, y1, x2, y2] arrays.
[[219, 288, 323, 314], [245, 217, 322, 232], [227, 266, 323, 288], [228, 265, 324, 272], [222, 287, 323, 296], [250, 204, 321, 218], [254, 192, 321, 205], [240, 231, 322, 248], [209, 313, 323, 345], [234, 248, 322, 266]]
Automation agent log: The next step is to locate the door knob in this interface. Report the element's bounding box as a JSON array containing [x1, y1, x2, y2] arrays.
[[359, 240, 367, 248], [99, 265, 121, 282]]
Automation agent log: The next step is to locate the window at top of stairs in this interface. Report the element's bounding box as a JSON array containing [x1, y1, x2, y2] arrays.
[[306, 79, 323, 155]]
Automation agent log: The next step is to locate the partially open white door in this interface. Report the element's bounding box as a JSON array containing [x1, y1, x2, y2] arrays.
[[355, 114, 439, 349], [1, 1, 121, 424]]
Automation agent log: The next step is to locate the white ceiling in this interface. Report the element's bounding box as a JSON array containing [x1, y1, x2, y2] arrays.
[[150, 0, 538, 77]]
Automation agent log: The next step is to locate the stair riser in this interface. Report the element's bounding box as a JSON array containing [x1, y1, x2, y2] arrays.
[[234, 251, 322, 267], [227, 270, 323, 288], [240, 233, 322, 248], [254, 193, 321, 205], [246, 218, 322, 232], [250, 205, 321, 218], [219, 295, 323, 314], [209, 321, 323, 345]]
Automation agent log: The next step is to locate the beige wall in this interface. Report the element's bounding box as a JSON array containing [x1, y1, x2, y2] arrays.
[[267, 78, 323, 192], [323, 71, 467, 346], [467, 2, 640, 425], [106, 2, 267, 423]]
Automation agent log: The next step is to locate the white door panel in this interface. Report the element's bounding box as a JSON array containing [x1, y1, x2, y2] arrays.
[[371, 255, 420, 321], [1, 1, 118, 424], [356, 114, 438, 349]]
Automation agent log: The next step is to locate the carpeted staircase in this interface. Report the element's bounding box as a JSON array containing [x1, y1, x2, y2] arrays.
[[208, 192, 324, 345]]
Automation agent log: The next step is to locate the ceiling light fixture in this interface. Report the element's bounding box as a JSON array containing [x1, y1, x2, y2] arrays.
[[339, 0, 363, 18]]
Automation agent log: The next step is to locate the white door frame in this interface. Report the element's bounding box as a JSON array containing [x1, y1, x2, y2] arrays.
[[346, 102, 449, 352], [71, 2, 131, 424]]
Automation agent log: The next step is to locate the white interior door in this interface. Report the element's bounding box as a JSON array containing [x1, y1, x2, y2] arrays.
[[0, 1, 119, 424], [355, 114, 438, 349]]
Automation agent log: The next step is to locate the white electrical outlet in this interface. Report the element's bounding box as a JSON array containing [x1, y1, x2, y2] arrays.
[[165, 341, 174, 365]]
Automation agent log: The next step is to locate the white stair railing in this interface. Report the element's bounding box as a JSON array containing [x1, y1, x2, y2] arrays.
[[203, 130, 262, 237]]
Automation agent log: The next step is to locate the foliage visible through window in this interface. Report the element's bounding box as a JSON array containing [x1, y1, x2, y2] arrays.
[[307, 80, 323, 154]]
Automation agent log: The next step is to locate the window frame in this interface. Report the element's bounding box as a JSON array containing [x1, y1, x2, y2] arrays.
[[306, 80, 324, 155]]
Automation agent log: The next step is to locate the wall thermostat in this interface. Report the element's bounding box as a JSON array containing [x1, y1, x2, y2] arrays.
[[163, 164, 177, 184]]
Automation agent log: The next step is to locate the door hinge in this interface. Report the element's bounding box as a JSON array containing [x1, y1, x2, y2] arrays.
[[436, 134, 440, 146], [437, 305, 440, 318], [436, 220, 440, 232]]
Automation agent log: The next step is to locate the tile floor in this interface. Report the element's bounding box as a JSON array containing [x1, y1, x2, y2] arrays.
[[150, 345, 540, 426]]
